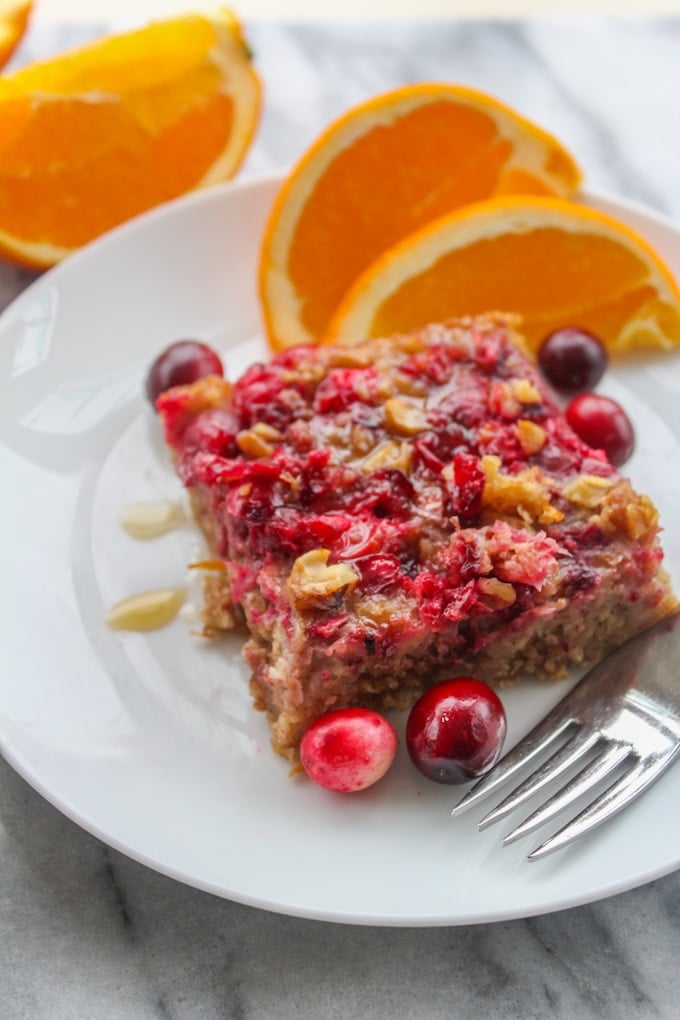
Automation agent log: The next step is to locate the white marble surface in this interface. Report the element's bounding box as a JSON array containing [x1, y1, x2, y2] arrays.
[[2, 16, 680, 1019]]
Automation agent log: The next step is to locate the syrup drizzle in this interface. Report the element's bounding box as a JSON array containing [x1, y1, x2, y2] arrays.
[[106, 588, 186, 632], [119, 500, 184, 540], [108, 501, 188, 630]]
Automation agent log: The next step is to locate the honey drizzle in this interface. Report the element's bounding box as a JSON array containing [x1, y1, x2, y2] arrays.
[[119, 500, 184, 540], [106, 588, 186, 632]]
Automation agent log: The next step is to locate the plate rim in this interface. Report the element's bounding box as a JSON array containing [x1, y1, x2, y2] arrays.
[[2, 173, 680, 927]]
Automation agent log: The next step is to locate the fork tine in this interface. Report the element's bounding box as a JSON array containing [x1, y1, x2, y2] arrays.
[[526, 744, 680, 861], [451, 715, 575, 817], [477, 728, 602, 831], [501, 741, 632, 845]]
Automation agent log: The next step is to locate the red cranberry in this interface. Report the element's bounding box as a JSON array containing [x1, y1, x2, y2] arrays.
[[146, 340, 223, 405], [565, 392, 634, 466], [313, 367, 378, 414], [538, 328, 608, 395], [300, 708, 398, 793], [405, 678, 507, 784], [181, 408, 238, 454], [231, 362, 296, 429], [447, 450, 486, 523]]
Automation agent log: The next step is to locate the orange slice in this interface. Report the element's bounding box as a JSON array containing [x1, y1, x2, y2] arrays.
[[258, 83, 582, 350], [0, 9, 261, 268], [324, 196, 680, 354], [0, 0, 32, 70]]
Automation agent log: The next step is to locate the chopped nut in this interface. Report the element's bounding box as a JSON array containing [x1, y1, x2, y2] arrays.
[[563, 474, 616, 509], [510, 378, 542, 404], [326, 346, 372, 368], [350, 424, 376, 457], [287, 549, 358, 609], [384, 397, 427, 435], [488, 381, 521, 419], [252, 421, 282, 441], [481, 455, 564, 524], [236, 429, 275, 459], [393, 372, 428, 397], [624, 497, 659, 540], [517, 419, 546, 456], [393, 333, 426, 355], [538, 504, 565, 525], [281, 360, 325, 385], [477, 577, 517, 604], [375, 375, 397, 400], [361, 439, 413, 474], [584, 480, 659, 542]]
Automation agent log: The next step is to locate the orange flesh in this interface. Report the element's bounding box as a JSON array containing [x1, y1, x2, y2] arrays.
[[288, 101, 548, 339], [0, 13, 261, 264], [0, 92, 233, 247], [368, 229, 680, 349]]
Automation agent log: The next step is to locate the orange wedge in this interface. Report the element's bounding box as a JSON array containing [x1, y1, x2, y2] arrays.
[[258, 83, 582, 350], [324, 196, 680, 354], [0, 0, 31, 70], [0, 9, 261, 268]]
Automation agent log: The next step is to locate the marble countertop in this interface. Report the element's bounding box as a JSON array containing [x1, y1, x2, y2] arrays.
[[2, 16, 680, 1020]]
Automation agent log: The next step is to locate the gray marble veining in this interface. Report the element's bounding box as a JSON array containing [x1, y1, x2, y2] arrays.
[[2, 17, 680, 1020]]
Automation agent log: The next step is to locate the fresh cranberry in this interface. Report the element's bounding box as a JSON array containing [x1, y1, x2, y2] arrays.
[[538, 328, 608, 395], [300, 708, 398, 793], [405, 678, 507, 784], [565, 392, 634, 466], [145, 340, 223, 405]]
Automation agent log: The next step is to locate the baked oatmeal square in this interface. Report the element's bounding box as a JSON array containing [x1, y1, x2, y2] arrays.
[[157, 317, 676, 759]]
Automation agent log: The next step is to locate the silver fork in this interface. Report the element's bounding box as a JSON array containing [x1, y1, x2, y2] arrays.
[[452, 608, 680, 861]]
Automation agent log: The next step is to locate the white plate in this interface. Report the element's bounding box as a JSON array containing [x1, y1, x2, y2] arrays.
[[2, 171, 680, 926]]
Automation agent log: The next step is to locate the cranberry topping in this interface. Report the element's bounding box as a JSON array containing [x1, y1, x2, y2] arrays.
[[181, 408, 239, 455], [401, 344, 455, 384], [268, 509, 352, 557], [314, 367, 378, 414], [157, 321, 645, 648], [344, 469, 415, 520], [435, 384, 489, 429], [355, 553, 405, 593], [446, 450, 486, 523], [231, 362, 305, 430]]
